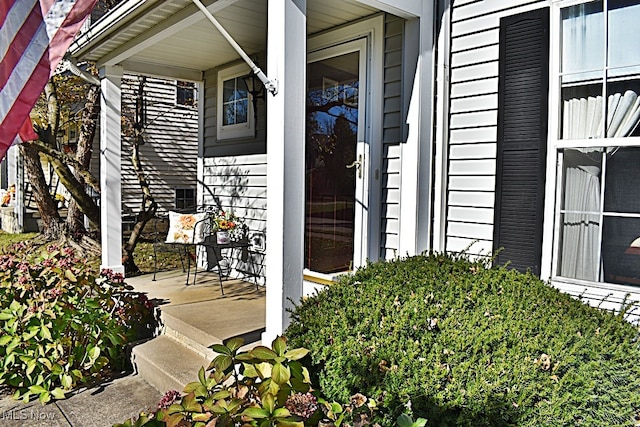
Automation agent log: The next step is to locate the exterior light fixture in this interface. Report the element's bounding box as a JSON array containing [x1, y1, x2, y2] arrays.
[[243, 72, 266, 137]]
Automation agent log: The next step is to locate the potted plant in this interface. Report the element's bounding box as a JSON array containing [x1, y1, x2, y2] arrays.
[[212, 209, 242, 244]]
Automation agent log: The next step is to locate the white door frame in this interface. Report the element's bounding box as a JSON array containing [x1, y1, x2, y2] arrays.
[[306, 38, 368, 274]]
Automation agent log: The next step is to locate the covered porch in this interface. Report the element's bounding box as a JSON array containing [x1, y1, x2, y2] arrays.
[[70, 0, 436, 342]]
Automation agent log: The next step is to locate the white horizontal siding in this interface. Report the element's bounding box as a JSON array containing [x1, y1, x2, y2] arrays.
[[450, 143, 496, 159], [202, 154, 267, 284], [452, 0, 541, 23], [446, 236, 494, 256], [448, 206, 494, 224], [452, 29, 500, 52], [449, 159, 495, 175], [450, 78, 498, 98], [449, 191, 495, 208], [451, 62, 499, 84], [450, 110, 497, 129], [450, 127, 497, 144], [449, 176, 495, 192], [451, 1, 543, 37], [451, 45, 499, 68]]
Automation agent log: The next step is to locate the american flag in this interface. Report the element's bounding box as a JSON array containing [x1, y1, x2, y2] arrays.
[[0, 0, 97, 161]]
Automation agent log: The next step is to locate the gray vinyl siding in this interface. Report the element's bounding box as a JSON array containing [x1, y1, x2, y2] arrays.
[[119, 76, 198, 215], [445, 0, 546, 257], [380, 14, 404, 260], [202, 56, 267, 158]]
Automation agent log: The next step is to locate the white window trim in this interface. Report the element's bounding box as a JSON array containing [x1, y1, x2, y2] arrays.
[[544, 0, 640, 288], [216, 63, 252, 140]]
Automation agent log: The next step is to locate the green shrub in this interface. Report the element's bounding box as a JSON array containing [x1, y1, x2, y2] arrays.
[[286, 253, 640, 427], [0, 242, 156, 403]]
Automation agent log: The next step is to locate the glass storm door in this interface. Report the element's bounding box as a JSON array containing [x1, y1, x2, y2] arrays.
[[305, 39, 368, 274]]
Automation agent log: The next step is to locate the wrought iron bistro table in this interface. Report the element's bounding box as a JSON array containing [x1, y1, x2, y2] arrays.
[[185, 237, 259, 294]]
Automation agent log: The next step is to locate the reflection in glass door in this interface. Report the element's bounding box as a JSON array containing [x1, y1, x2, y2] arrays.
[[305, 46, 363, 274]]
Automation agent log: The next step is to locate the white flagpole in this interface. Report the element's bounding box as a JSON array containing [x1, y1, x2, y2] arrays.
[[190, 0, 277, 95]]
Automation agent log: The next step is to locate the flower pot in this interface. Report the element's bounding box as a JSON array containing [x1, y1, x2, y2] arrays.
[[216, 230, 231, 244]]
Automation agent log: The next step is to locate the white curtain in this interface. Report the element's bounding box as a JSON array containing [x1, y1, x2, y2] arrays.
[[563, 90, 640, 139], [559, 154, 600, 281]]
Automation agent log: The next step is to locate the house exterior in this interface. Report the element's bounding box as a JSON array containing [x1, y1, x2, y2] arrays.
[[0, 75, 198, 233], [69, 0, 640, 341]]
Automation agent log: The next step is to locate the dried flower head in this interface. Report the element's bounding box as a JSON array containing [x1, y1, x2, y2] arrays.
[[284, 392, 318, 419], [158, 390, 182, 410]]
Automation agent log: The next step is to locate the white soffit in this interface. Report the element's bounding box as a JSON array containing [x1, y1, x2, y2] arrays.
[[72, 0, 380, 73]]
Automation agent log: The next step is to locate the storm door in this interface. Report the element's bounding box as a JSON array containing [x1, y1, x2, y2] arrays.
[[305, 39, 368, 274]]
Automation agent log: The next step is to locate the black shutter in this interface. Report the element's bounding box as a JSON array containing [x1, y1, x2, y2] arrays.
[[493, 8, 549, 276]]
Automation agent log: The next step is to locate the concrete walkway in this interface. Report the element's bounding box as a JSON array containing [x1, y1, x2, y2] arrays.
[[0, 375, 162, 427], [0, 269, 265, 426]]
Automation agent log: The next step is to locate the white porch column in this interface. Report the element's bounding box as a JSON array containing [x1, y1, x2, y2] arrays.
[[263, 0, 306, 343], [99, 65, 124, 275], [399, 2, 435, 256]]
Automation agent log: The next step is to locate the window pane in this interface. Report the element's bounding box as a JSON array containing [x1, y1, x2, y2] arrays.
[[608, 0, 640, 71], [561, 1, 604, 77], [561, 82, 604, 139], [236, 99, 248, 123], [558, 212, 601, 281], [223, 102, 235, 125], [602, 216, 640, 286], [223, 79, 236, 102], [604, 147, 640, 212], [556, 149, 603, 281], [605, 82, 640, 137]]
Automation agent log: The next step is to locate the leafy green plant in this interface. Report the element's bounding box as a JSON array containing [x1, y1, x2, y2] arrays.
[[0, 242, 156, 403], [286, 253, 640, 427], [397, 414, 427, 427], [117, 336, 376, 427]]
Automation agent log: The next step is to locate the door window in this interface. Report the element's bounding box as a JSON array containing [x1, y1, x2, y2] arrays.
[[305, 51, 360, 273]]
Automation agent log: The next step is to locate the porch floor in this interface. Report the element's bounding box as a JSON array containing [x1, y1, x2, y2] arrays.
[[126, 269, 266, 344]]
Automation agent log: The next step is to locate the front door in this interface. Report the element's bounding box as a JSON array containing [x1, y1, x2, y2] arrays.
[[305, 39, 368, 274]]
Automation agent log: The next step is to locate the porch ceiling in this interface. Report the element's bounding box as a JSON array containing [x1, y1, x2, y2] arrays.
[[70, 0, 380, 77]]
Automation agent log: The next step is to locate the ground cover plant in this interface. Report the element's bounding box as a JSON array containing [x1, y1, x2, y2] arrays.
[[116, 336, 379, 427], [286, 253, 640, 427], [0, 241, 156, 403]]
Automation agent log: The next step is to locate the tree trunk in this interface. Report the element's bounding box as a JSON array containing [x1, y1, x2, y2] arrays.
[[21, 145, 62, 239], [66, 84, 100, 236], [123, 77, 157, 274]]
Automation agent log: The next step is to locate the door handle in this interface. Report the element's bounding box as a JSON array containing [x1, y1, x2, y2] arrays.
[[346, 154, 363, 178]]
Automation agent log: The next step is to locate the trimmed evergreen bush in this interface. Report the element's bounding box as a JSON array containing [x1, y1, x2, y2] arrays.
[[286, 253, 640, 427]]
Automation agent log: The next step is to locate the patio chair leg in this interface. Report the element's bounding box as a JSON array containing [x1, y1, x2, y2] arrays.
[[193, 245, 199, 286], [185, 246, 192, 286]]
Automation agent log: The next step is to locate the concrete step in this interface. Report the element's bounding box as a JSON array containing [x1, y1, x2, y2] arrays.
[[161, 307, 265, 360], [131, 335, 210, 395]]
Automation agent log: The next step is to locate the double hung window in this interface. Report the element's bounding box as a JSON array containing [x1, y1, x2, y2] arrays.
[[554, 0, 640, 286]]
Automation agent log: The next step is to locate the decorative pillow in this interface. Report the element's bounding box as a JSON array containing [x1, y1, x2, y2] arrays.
[[165, 211, 207, 244]]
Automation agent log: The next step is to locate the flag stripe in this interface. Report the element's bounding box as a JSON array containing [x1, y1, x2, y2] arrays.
[[0, 3, 42, 88], [0, 0, 97, 160], [0, 18, 50, 121], [45, 0, 97, 80], [0, 53, 50, 146]]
